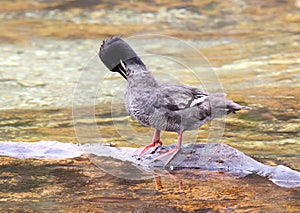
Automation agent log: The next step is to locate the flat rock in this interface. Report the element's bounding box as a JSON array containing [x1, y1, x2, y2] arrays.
[[83, 142, 300, 188], [0, 141, 299, 188]]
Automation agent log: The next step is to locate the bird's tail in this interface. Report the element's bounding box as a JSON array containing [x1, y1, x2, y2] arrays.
[[207, 93, 252, 118], [225, 100, 253, 114]]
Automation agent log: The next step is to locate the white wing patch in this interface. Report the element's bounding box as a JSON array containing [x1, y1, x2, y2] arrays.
[[190, 96, 208, 107]]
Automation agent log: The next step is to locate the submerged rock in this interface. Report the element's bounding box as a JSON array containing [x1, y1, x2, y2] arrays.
[[84, 142, 300, 188], [0, 141, 299, 188]]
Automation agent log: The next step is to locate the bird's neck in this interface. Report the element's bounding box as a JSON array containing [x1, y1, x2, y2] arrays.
[[127, 71, 158, 88]]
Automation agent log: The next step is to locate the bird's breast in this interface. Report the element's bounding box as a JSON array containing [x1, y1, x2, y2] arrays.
[[124, 86, 157, 126]]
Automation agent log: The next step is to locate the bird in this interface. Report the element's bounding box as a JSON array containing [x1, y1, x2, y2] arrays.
[[99, 36, 252, 166]]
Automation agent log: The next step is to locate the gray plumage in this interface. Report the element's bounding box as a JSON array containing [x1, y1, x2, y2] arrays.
[[99, 37, 252, 164], [122, 58, 250, 133]]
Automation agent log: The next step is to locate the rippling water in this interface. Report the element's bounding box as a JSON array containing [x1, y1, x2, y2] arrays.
[[0, 0, 299, 212]]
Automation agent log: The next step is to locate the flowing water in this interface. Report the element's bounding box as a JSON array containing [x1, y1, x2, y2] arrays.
[[0, 0, 299, 212]]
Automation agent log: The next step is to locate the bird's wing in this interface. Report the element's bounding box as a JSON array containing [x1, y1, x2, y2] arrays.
[[156, 82, 209, 111]]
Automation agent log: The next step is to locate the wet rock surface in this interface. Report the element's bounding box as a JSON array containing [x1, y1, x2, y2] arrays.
[[0, 141, 300, 212], [83, 142, 300, 189], [1, 141, 299, 188]]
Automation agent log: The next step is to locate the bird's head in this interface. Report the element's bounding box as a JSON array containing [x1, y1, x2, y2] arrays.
[[99, 37, 146, 80]]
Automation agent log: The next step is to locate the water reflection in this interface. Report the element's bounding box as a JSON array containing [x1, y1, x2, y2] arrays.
[[1, 156, 299, 212]]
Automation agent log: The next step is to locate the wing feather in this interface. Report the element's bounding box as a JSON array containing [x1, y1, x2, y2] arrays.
[[156, 83, 209, 111]]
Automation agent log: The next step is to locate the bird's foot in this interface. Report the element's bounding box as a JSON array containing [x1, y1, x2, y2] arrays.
[[153, 147, 180, 166], [132, 140, 163, 159]]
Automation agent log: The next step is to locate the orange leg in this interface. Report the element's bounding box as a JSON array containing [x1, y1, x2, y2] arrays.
[[154, 133, 182, 166], [132, 129, 162, 158]]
